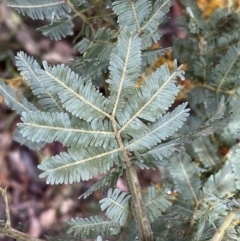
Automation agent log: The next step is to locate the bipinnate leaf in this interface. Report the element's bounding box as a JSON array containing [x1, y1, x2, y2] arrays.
[[202, 162, 235, 198], [74, 38, 91, 54], [134, 140, 177, 167], [67, 215, 120, 238], [205, 96, 226, 124], [79, 168, 123, 199], [37, 17, 74, 41], [0, 80, 38, 114], [107, 29, 141, 113], [142, 47, 171, 65], [118, 62, 184, 137], [15, 51, 63, 112], [133, 159, 160, 170], [68, 57, 109, 80], [36, 61, 111, 122], [0, 80, 47, 150], [84, 28, 116, 61], [144, 186, 174, 222], [192, 136, 221, 169], [172, 37, 199, 63], [178, 0, 204, 30], [19, 111, 117, 148], [12, 127, 46, 150], [211, 42, 240, 91], [112, 0, 171, 48], [140, 0, 172, 48], [181, 113, 233, 144], [169, 150, 201, 202], [99, 188, 132, 226], [38, 147, 122, 184], [6, 0, 71, 20], [127, 103, 190, 152], [112, 0, 152, 33], [195, 195, 229, 241], [70, 0, 89, 7], [193, 57, 209, 81]]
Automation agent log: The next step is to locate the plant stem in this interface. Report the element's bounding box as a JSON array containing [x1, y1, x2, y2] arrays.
[[111, 118, 154, 241], [124, 165, 154, 241], [64, 0, 96, 36]]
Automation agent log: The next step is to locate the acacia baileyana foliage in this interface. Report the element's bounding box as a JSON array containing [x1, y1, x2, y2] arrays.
[[1, 0, 240, 241]]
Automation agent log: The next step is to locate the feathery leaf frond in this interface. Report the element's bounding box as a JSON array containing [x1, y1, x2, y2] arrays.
[[37, 61, 111, 122], [38, 147, 122, 184], [140, 0, 172, 48], [172, 37, 199, 63], [169, 150, 201, 202], [133, 141, 177, 167], [178, 0, 204, 30], [112, 0, 171, 49], [84, 28, 116, 61], [69, 0, 89, 7], [171, 200, 194, 220], [127, 103, 189, 152], [202, 162, 235, 198], [142, 47, 171, 65], [0, 80, 37, 114], [15, 51, 63, 112], [107, 29, 141, 114], [6, 0, 71, 20], [37, 17, 74, 41], [133, 159, 159, 170], [74, 38, 91, 54], [144, 186, 174, 222], [112, 0, 152, 33], [99, 188, 132, 226], [0, 80, 47, 150], [19, 111, 117, 148], [66, 215, 120, 238], [193, 57, 209, 82], [180, 0, 204, 35], [12, 127, 46, 150], [68, 57, 109, 80], [118, 63, 184, 137], [79, 168, 123, 199], [195, 196, 229, 241], [180, 113, 233, 144], [211, 42, 240, 92], [192, 136, 221, 169], [206, 96, 226, 124]]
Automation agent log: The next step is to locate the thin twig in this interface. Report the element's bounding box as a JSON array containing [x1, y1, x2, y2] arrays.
[[0, 187, 11, 227], [0, 187, 45, 241], [2, 226, 45, 241], [63, 0, 96, 36], [210, 211, 235, 241], [179, 80, 239, 100], [184, 204, 199, 238], [88, 12, 116, 20]]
